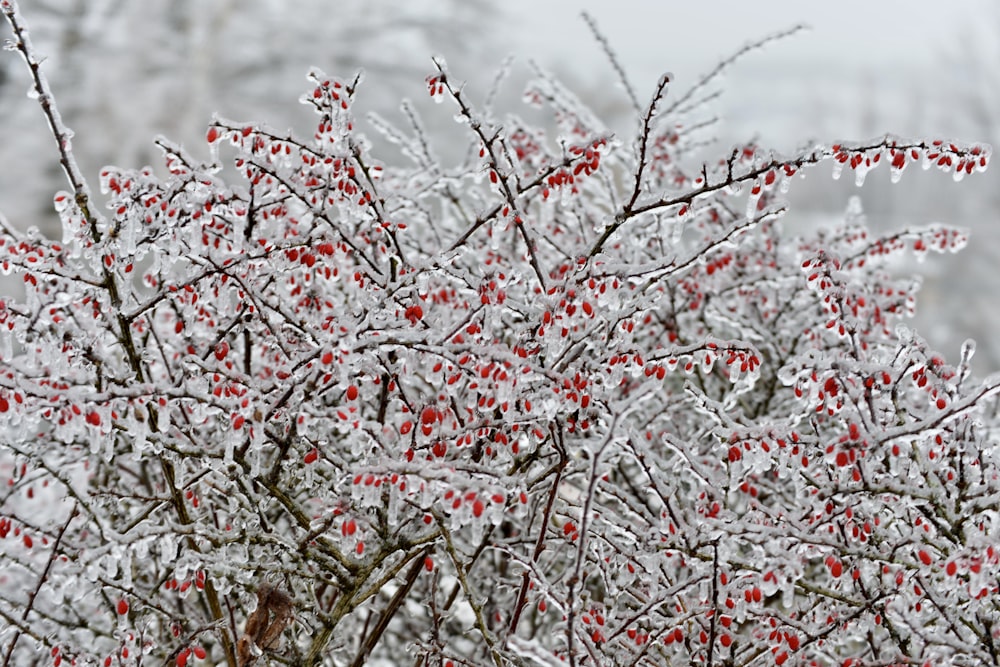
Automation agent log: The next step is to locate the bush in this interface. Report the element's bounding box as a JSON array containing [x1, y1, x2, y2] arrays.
[[1, 2, 997, 665]]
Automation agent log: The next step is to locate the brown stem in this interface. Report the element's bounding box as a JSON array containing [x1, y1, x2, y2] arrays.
[[348, 548, 429, 667], [507, 450, 566, 637]]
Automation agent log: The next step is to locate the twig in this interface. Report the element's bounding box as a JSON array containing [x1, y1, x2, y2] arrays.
[[1, 0, 104, 234], [432, 58, 548, 292], [348, 548, 430, 667], [565, 417, 618, 667], [433, 512, 504, 667], [1, 505, 78, 667], [581, 12, 640, 115], [624, 73, 672, 217], [507, 438, 568, 637], [664, 25, 806, 118], [590, 136, 981, 258]]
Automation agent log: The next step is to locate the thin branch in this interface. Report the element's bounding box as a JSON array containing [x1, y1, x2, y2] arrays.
[[581, 11, 640, 115], [624, 73, 672, 216], [2, 505, 77, 667], [1, 0, 103, 233], [664, 25, 807, 118], [348, 548, 430, 667]]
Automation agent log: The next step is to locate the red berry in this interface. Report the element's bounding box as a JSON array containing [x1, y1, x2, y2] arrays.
[[346, 385, 358, 401], [421, 406, 437, 425], [214, 341, 229, 361], [304, 448, 318, 464], [117, 599, 129, 615]]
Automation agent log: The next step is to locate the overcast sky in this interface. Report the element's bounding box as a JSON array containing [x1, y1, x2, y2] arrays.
[[500, 1, 996, 145], [506, 1, 992, 84]]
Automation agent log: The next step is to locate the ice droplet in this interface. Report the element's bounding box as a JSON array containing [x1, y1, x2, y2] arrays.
[[156, 404, 170, 432], [53, 192, 72, 213], [961, 338, 976, 366], [489, 216, 505, 251], [700, 351, 715, 374], [746, 189, 761, 219], [854, 163, 869, 187], [224, 427, 236, 465], [776, 362, 799, 386]]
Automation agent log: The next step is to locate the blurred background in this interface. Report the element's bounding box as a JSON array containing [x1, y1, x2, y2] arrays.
[[1, 1, 997, 370]]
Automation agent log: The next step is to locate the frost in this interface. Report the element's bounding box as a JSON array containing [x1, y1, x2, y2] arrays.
[[0, 6, 996, 666]]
